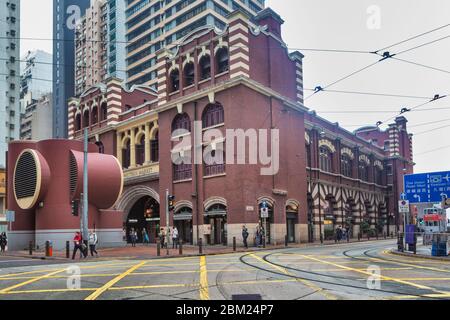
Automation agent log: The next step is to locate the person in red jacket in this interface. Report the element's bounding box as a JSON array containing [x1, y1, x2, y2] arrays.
[[72, 231, 87, 260]]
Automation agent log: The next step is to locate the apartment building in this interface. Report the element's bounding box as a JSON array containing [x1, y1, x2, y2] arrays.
[[75, 0, 127, 96], [125, 0, 265, 89], [20, 93, 53, 141], [20, 50, 53, 98], [0, 0, 20, 167]]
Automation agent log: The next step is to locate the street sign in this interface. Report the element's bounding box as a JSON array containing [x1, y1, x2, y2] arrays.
[[404, 171, 450, 203], [6, 210, 15, 222], [261, 207, 269, 219], [399, 200, 410, 213]]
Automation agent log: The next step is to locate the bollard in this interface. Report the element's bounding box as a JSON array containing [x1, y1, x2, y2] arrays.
[[157, 239, 161, 257], [320, 234, 323, 244], [376, 231, 379, 240], [45, 241, 49, 257], [263, 236, 266, 248], [383, 232, 387, 240], [233, 237, 236, 252], [347, 234, 350, 243], [199, 238, 203, 255], [391, 232, 394, 239], [285, 235, 288, 247], [179, 240, 183, 255], [29, 241, 33, 255], [367, 234, 370, 241], [66, 241, 70, 259], [358, 233, 361, 241]]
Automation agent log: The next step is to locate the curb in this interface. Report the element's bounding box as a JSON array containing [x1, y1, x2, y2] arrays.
[[1, 238, 394, 262], [389, 249, 450, 262]]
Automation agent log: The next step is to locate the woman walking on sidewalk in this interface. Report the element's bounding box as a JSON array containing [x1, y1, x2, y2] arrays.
[[89, 230, 99, 257], [0, 232, 7, 252]]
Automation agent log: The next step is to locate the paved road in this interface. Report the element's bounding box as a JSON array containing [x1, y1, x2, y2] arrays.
[[0, 240, 449, 300]]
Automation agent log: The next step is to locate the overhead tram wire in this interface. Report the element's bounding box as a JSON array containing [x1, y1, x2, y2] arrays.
[[415, 144, 450, 156], [373, 23, 450, 53], [306, 24, 450, 101]]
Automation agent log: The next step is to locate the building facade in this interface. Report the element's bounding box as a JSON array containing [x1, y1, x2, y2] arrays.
[[125, 0, 265, 89], [20, 93, 53, 141], [20, 50, 53, 98], [53, 0, 91, 138], [68, 8, 413, 246], [0, 0, 20, 167]]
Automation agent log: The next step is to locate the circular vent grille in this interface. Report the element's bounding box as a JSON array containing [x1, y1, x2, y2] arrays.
[[14, 151, 37, 200]]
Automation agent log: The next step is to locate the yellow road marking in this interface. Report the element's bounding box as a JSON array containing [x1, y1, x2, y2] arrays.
[[249, 253, 338, 300], [0, 288, 98, 294], [110, 283, 198, 291], [0, 269, 66, 294], [84, 261, 146, 300], [295, 254, 449, 294], [199, 256, 209, 300]]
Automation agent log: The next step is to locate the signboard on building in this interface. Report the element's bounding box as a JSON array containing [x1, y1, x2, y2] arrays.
[[261, 207, 269, 219], [404, 171, 450, 203]]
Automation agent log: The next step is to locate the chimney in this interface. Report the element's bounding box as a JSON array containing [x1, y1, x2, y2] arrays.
[[253, 8, 284, 38]]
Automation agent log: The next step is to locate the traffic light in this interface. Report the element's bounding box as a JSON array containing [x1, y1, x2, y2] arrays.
[[168, 195, 175, 212], [71, 199, 79, 216]]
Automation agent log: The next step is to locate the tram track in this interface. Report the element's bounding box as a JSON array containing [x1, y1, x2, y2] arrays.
[[237, 245, 447, 300]]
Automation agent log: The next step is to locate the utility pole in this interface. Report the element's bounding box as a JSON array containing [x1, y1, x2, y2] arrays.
[[82, 128, 89, 243], [166, 189, 170, 256]]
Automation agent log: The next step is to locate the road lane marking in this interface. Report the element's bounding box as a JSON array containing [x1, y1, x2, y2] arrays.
[[249, 253, 338, 300], [110, 283, 198, 291], [0, 288, 98, 294], [84, 261, 147, 300], [199, 256, 209, 300], [295, 254, 450, 294], [0, 269, 66, 294]]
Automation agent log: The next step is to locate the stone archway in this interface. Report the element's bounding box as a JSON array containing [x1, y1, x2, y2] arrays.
[[116, 185, 160, 221]]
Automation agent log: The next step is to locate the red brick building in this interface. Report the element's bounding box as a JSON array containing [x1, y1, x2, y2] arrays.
[[68, 8, 414, 246]]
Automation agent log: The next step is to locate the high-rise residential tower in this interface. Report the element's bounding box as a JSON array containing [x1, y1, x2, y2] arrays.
[[53, 0, 90, 138], [125, 0, 265, 89], [74, 0, 127, 96], [0, 0, 20, 166]]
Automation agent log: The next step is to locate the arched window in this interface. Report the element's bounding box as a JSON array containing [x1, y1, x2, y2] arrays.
[[173, 153, 192, 181], [341, 154, 352, 178], [216, 48, 229, 74], [319, 146, 333, 173], [91, 106, 98, 125], [83, 110, 90, 128], [202, 103, 224, 129], [100, 102, 107, 121], [75, 114, 81, 131], [136, 134, 145, 166], [199, 55, 211, 80], [172, 113, 191, 133], [122, 139, 131, 169], [169, 69, 180, 92], [184, 62, 195, 87], [151, 131, 159, 162], [359, 161, 369, 181]]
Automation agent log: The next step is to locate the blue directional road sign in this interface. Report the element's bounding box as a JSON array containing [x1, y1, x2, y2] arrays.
[[404, 171, 450, 203]]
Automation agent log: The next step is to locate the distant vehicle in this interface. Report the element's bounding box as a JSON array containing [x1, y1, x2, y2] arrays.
[[418, 207, 447, 233]]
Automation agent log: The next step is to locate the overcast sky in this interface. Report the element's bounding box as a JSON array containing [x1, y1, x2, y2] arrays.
[[20, 0, 450, 174]]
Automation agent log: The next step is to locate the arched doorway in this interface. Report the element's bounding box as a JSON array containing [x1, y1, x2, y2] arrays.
[[344, 198, 357, 238], [174, 206, 193, 245], [286, 201, 299, 243], [126, 196, 160, 243], [204, 203, 227, 245]]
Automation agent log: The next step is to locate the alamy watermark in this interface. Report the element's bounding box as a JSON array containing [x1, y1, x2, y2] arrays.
[[367, 5, 382, 30], [172, 122, 280, 176]]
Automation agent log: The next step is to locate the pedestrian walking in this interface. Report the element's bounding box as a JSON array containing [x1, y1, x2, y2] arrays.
[[129, 228, 137, 247], [172, 227, 179, 249], [336, 226, 343, 242], [242, 225, 249, 249], [89, 230, 99, 257], [160, 229, 166, 248], [72, 231, 87, 260], [142, 228, 149, 245], [0, 232, 7, 252], [255, 226, 261, 247]]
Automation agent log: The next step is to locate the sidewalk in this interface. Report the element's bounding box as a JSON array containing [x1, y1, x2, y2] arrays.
[[2, 236, 396, 261], [390, 239, 450, 261]]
